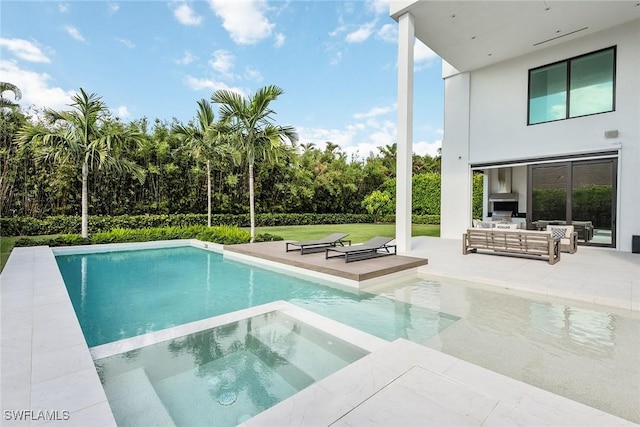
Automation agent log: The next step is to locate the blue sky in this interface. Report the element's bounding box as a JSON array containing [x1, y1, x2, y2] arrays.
[[1, 0, 444, 159]]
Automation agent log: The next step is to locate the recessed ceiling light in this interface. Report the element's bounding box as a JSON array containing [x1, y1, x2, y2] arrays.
[[556, 30, 561, 33], [488, 53, 493, 56], [451, 14, 456, 18], [471, 36, 476, 40]]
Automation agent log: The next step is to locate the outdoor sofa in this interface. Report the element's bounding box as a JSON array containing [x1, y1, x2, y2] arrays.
[[285, 233, 351, 255], [463, 228, 561, 264], [325, 236, 396, 263], [533, 220, 593, 241]]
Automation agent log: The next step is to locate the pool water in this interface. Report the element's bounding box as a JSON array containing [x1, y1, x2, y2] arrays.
[[95, 311, 369, 426], [56, 246, 459, 347]]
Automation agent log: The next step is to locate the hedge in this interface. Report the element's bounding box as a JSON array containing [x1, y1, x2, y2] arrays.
[[1, 213, 375, 237], [379, 214, 441, 225]]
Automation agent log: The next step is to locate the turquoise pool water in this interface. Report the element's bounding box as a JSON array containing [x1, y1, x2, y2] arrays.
[[95, 311, 368, 426], [56, 246, 459, 347]]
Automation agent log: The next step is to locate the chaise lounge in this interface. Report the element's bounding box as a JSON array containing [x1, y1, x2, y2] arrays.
[[285, 233, 351, 255], [325, 236, 396, 263]]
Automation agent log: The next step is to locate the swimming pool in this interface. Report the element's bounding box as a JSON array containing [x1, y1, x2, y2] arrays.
[[56, 245, 459, 347], [55, 243, 640, 423]]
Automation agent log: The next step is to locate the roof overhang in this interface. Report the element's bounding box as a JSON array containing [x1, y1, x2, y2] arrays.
[[390, 1, 640, 72]]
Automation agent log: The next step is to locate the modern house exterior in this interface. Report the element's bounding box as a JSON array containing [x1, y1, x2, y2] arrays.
[[390, 1, 640, 253]]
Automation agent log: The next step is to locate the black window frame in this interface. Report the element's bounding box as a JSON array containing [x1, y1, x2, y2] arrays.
[[527, 46, 616, 126]]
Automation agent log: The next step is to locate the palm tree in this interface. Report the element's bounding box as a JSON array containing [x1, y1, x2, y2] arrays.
[[172, 99, 230, 227], [211, 85, 298, 242], [0, 82, 22, 110], [17, 88, 144, 237]]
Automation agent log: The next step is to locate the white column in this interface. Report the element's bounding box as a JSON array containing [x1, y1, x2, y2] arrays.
[[396, 12, 414, 254]]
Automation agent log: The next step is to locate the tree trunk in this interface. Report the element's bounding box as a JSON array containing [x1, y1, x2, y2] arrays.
[[249, 162, 255, 243], [81, 161, 88, 238], [207, 159, 211, 227]]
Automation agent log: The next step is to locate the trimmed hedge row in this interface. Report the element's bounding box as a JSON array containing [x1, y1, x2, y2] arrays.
[[13, 225, 283, 247], [379, 214, 441, 225], [2, 213, 441, 237], [1, 213, 375, 237]]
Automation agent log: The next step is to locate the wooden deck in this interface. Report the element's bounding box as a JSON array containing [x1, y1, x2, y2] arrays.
[[224, 240, 428, 282]]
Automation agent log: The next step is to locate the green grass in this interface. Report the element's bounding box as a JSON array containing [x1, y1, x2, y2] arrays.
[[254, 223, 440, 243]]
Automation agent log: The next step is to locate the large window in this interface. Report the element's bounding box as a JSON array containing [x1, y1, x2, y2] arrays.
[[528, 47, 615, 125]]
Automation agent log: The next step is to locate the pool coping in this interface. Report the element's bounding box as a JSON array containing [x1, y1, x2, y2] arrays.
[[89, 300, 389, 361]]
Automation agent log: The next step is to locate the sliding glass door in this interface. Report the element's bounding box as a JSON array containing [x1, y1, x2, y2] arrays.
[[528, 159, 616, 247], [571, 160, 616, 246]]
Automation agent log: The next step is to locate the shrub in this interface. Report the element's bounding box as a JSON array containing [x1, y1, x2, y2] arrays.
[[361, 191, 392, 223], [379, 214, 441, 225], [10, 225, 282, 247], [254, 233, 284, 242], [1, 213, 374, 237], [196, 225, 251, 245]]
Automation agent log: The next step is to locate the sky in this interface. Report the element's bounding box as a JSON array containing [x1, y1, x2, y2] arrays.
[[1, 0, 444, 160]]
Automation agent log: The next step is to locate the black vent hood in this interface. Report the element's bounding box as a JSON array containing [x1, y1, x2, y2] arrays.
[[489, 192, 518, 202]]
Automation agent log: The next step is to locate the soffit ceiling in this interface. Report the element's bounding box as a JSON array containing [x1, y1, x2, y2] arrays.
[[391, 1, 640, 72]]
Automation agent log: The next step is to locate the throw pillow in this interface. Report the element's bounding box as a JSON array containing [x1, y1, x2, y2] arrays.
[[551, 228, 566, 240]]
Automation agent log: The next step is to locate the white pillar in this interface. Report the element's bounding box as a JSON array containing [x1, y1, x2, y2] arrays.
[[396, 12, 414, 254]]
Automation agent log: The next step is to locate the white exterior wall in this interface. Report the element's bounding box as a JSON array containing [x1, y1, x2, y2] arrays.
[[442, 20, 639, 251], [441, 71, 472, 239]]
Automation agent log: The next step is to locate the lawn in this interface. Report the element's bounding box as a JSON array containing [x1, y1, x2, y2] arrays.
[[255, 223, 439, 243]]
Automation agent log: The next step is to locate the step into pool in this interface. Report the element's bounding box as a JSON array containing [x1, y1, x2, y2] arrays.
[[95, 310, 370, 426]]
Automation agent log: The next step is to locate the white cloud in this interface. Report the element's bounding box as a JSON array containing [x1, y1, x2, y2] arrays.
[[0, 59, 75, 111], [58, 3, 69, 13], [207, 0, 274, 45], [244, 67, 263, 82], [0, 38, 51, 63], [175, 51, 196, 65], [297, 126, 358, 153], [64, 26, 85, 42], [113, 105, 130, 119], [274, 33, 285, 48], [208, 49, 235, 76], [413, 139, 442, 157], [183, 75, 244, 95], [296, 103, 400, 162], [108, 2, 120, 14], [345, 22, 375, 43], [329, 25, 347, 38], [173, 3, 203, 26], [330, 50, 342, 66], [116, 38, 135, 48], [415, 39, 438, 63], [353, 106, 392, 120], [366, 0, 389, 15], [376, 23, 396, 43]]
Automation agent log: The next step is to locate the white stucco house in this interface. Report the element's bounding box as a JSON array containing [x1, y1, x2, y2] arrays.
[[391, 1, 640, 253]]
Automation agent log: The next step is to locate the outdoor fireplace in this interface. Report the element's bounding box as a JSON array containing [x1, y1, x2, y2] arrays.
[[493, 201, 518, 216]]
